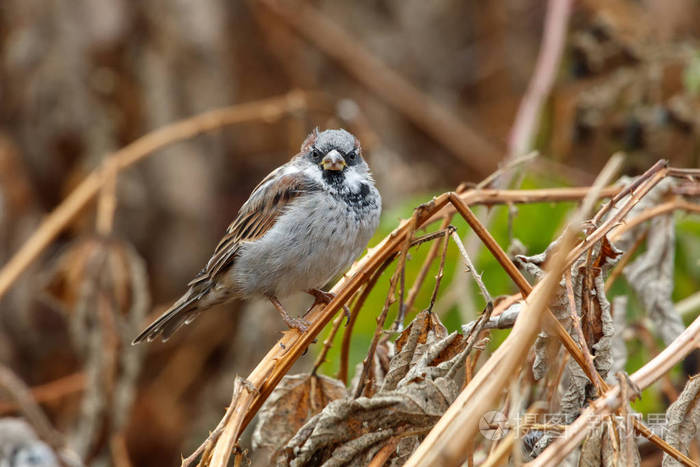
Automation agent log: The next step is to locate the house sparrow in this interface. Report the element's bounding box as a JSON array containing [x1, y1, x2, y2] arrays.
[[133, 128, 381, 343]]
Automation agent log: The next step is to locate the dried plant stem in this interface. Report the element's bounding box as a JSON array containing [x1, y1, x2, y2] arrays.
[[96, 159, 118, 235], [312, 304, 347, 375], [367, 437, 400, 467], [110, 433, 133, 467], [608, 197, 700, 242], [591, 159, 668, 225], [616, 372, 635, 465], [564, 164, 669, 270], [404, 215, 453, 313], [529, 312, 700, 467], [208, 378, 257, 467], [450, 231, 493, 307], [0, 91, 308, 300], [427, 185, 621, 226], [426, 228, 452, 313]]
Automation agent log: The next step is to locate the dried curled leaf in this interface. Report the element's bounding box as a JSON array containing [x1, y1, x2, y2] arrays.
[[623, 214, 684, 345], [275, 311, 468, 466], [523, 237, 619, 455], [252, 374, 347, 456], [663, 376, 700, 467], [579, 421, 640, 467]]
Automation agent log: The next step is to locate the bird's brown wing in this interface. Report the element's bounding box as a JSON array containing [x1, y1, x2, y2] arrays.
[[188, 166, 320, 286]]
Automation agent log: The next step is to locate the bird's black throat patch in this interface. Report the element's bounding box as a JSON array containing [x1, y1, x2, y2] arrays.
[[322, 170, 375, 210]]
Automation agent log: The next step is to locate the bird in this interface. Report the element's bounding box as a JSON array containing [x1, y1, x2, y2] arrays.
[[133, 128, 381, 343]]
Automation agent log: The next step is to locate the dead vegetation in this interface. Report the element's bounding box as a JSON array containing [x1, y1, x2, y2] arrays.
[[1, 1, 700, 466]]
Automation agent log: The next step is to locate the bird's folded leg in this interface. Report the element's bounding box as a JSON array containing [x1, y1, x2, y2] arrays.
[[268, 296, 309, 332], [305, 288, 351, 325]]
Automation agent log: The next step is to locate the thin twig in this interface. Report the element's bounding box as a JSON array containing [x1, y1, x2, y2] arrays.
[[426, 228, 452, 313], [404, 215, 454, 313], [450, 231, 493, 307], [337, 263, 388, 385], [609, 197, 700, 242], [312, 304, 347, 375], [208, 378, 257, 467], [616, 372, 635, 465]]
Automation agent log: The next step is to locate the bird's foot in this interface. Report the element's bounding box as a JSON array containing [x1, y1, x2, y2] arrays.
[[269, 295, 310, 332], [305, 289, 351, 325]]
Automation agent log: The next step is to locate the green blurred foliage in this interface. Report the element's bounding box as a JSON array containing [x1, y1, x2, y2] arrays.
[[316, 176, 699, 418]]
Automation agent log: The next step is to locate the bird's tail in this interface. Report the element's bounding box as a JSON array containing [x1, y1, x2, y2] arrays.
[[132, 289, 203, 344]]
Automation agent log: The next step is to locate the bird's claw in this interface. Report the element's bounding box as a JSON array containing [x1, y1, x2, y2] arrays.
[[306, 289, 351, 324], [285, 317, 310, 333]]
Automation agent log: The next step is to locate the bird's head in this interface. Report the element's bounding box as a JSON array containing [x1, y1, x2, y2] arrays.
[[300, 128, 372, 190]]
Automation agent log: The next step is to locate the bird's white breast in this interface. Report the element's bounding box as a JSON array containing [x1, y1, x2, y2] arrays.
[[230, 188, 380, 298]]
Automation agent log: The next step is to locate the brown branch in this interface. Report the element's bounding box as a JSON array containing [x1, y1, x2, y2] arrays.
[[609, 197, 700, 242], [96, 159, 118, 235], [208, 377, 257, 467], [0, 91, 308, 300], [257, 0, 502, 174]]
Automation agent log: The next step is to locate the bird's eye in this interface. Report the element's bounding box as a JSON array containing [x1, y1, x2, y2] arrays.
[[311, 147, 323, 162], [346, 150, 357, 163]]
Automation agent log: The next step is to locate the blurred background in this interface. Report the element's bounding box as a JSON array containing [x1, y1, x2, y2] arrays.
[[0, 0, 699, 465]]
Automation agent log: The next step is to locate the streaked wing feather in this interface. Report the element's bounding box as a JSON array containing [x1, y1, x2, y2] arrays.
[[188, 166, 318, 286]]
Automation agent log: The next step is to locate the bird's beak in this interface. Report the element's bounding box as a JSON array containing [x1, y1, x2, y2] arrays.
[[321, 150, 346, 171]]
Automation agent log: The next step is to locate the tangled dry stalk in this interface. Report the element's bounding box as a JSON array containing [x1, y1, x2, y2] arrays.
[[179, 157, 699, 466]]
